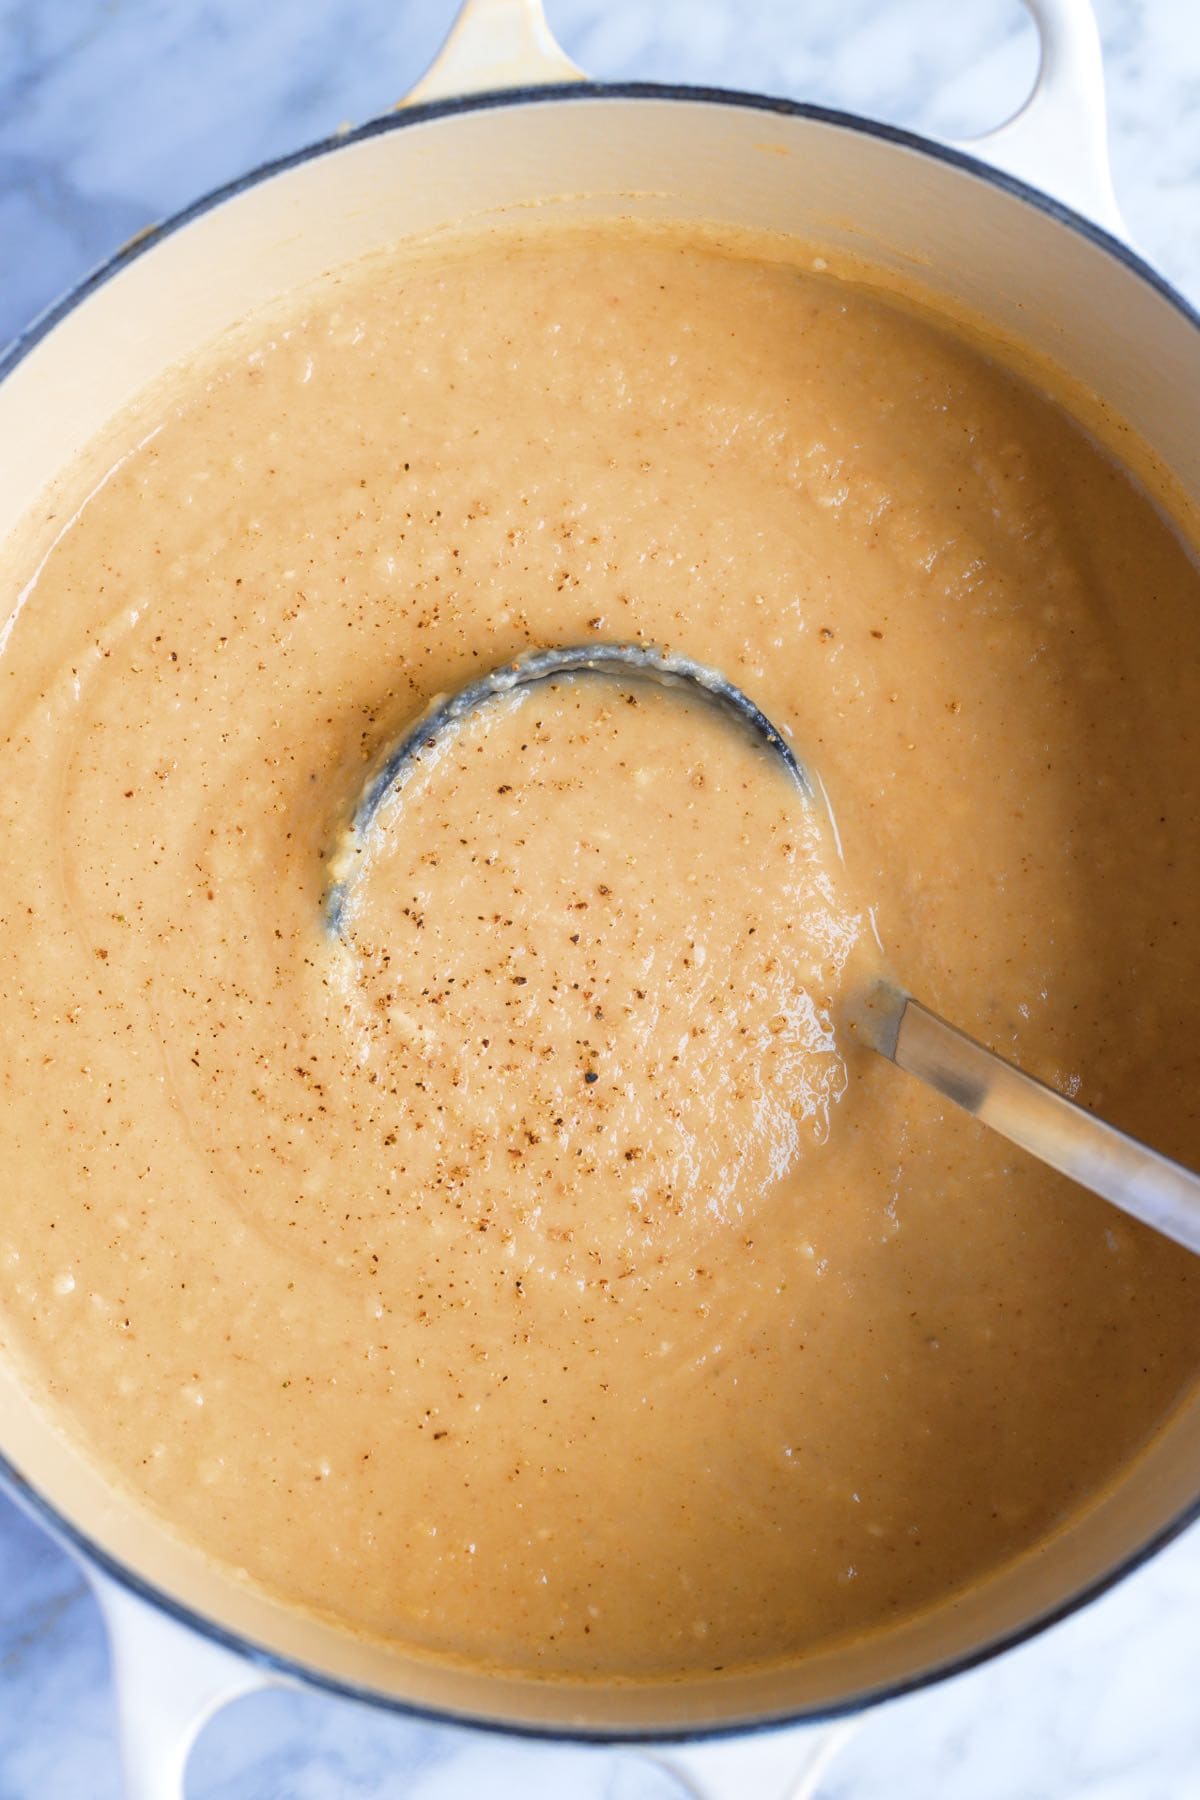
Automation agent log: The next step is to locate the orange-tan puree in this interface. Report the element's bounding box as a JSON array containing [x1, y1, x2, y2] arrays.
[[1, 226, 1199, 1679]]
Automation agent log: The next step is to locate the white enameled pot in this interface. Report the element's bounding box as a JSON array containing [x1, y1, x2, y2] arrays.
[[1, 3, 1198, 1797]]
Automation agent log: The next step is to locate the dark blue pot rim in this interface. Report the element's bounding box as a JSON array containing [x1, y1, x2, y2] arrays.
[[1, 77, 1197, 1749]]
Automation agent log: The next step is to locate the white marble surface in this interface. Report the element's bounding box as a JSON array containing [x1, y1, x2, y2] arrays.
[[2, 2, 1199, 1795]]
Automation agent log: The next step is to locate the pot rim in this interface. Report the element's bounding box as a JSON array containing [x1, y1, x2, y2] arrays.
[[2, 75, 1198, 1747]]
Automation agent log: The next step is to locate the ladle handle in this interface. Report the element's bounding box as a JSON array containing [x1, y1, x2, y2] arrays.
[[870, 989, 1200, 1255]]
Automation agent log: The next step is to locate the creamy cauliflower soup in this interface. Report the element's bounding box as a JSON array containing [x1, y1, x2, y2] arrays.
[[1, 225, 1198, 1679]]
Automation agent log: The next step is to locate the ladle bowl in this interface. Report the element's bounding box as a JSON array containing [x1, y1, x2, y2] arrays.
[[329, 640, 1200, 1258]]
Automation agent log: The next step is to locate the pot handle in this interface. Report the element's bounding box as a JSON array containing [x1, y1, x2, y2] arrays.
[[94, 1571, 275, 1800], [949, 0, 1126, 237], [402, 0, 583, 106], [408, 0, 1127, 243], [646, 1718, 856, 1800]]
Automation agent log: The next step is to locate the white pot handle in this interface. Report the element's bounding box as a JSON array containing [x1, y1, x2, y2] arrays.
[[94, 1572, 276, 1800], [403, 0, 583, 106], [646, 1719, 856, 1800], [95, 1560, 855, 1800], [949, 0, 1126, 237], [408, 0, 1127, 245]]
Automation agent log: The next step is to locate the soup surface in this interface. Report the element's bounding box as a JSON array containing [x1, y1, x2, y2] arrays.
[[1, 226, 1199, 1679]]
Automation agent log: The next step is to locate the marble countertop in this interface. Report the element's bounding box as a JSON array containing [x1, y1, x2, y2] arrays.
[[2, 2, 1199, 1795]]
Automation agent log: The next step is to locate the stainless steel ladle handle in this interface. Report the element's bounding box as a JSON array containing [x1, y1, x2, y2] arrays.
[[864, 984, 1200, 1255]]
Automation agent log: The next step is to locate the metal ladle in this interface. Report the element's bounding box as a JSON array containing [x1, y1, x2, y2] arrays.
[[326, 642, 1200, 1257]]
